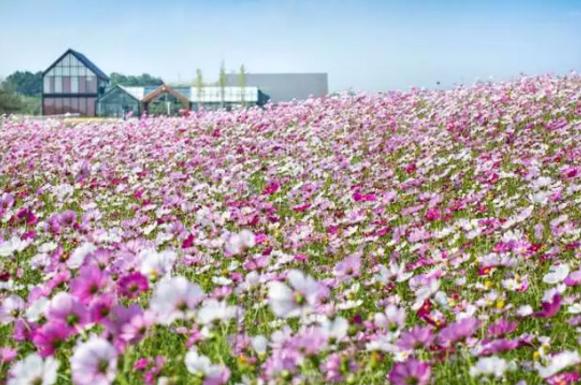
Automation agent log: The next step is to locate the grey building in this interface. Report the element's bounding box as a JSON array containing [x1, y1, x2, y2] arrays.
[[226, 73, 328, 103]]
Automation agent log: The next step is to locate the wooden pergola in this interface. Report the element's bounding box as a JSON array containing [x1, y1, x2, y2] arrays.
[[141, 84, 191, 114]]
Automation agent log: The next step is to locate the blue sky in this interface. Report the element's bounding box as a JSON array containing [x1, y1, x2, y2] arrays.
[[0, 0, 579, 91]]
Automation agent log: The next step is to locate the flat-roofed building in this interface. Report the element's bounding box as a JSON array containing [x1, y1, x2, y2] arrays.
[[226, 73, 328, 103]]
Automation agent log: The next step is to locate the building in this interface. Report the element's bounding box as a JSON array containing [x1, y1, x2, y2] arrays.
[[96, 84, 270, 117], [226, 73, 328, 103], [41, 49, 328, 117], [42, 49, 109, 116]]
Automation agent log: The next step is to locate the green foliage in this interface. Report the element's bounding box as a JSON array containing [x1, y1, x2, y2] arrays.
[[0, 83, 24, 114], [110, 72, 163, 87], [3, 70, 43, 96]]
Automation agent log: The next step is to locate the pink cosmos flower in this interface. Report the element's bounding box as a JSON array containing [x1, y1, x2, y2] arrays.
[[438, 317, 480, 347], [45, 292, 90, 329], [388, 359, 432, 385], [534, 293, 561, 318], [117, 272, 149, 298], [70, 335, 118, 385], [32, 321, 74, 357], [334, 253, 361, 281], [70, 265, 110, 304], [397, 326, 435, 351]]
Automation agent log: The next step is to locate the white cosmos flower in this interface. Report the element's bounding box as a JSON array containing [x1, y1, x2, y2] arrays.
[[67, 242, 96, 269], [542, 264, 570, 285], [149, 276, 204, 325], [0, 236, 32, 258], [374, 262, 413, 284], [251, 335, 268, 355], [469, 356, 513, 378], [8, 353, 59, 385], [196, 299, 238, 325], [0, 295, 25, 324], [25, 297, 49, 322], [70, 336, 117, 385], [535, 350, 581, 378], [139, 248, 176, 280], [320, 316, 349, 341], [224, 229, 255, 255], [267, 270, 321, 318], [184, 348, 229, 384]]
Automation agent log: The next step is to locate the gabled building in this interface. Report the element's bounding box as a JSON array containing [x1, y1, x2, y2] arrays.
[[42, 49, 109, 116]]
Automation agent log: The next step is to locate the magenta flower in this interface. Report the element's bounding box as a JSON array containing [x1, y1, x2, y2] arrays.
[[32, 320, 74, 357], [388, 358, 432, 385], [46, 292, 90, 329], [487, 319, 518, 337], [334, 253, 362, 281], [397, 326, 435, 350], [438, 317, 480, 347], [117, 272, 149, 298], [70, 265, 110, 304], [534, 293, 561, 318]]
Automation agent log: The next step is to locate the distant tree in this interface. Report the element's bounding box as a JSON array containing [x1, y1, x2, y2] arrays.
[[110, 72, 163, 87], [0, 82, 24, 114], [3, 71, 43, 96], [218, 61, 227, 108], [239, 65, 247, 107], [194, 68, 204, 109]]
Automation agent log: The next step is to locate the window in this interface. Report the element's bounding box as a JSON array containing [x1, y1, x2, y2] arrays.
[[44, 98, 54, 115], [54, 76, 62, 93], [63, 77, 71, 93], [43, 77, 51, 93], [71, 77, 79, 93], [87, 97, 96, 116]]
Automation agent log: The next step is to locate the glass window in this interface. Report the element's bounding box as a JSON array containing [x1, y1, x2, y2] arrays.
[[79, 98, 87, 115], [86, 76, 97, 93], [79, 77, 86, 93], [87, 97, 96, 116], [63, 77, 71, 93], [43, 77, 51, 93], [44, 98, 54, 115], [54, 76, 62, 93], [71, 98, 79, 113], [54, 98, 63, 114], [71, 77, 79, 93]]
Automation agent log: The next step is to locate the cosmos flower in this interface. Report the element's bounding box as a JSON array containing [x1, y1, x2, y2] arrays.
[[149, 276, 204, 324], [7, 353, 59, 385], [70, 336, 118, 385], [437, 317, 480, 347], [117, 272, 149, 298], [469, 356, 513, 378], [388, 359, 431, 385], [535, 350, 581, 378], [196, 299, 239, 325], [267, 270, 323, 318], [184, 349, 230, 385]]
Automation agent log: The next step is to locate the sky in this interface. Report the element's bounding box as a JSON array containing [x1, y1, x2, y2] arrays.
[[0, 0, 580, 92]]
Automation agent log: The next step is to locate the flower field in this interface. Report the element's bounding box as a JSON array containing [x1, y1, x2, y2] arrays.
[[0, 74, 580, 385]]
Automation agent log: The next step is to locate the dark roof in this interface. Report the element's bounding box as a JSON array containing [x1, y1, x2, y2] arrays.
[[43, 49, 109, 80]]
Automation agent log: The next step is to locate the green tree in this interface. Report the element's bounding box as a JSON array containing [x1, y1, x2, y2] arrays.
[[110, 72, 163, 87], [218, 61, 227, 108], [0, 82, 24, 115], [239, 64, 247, 107], [3, 71, 43, 96]]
